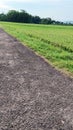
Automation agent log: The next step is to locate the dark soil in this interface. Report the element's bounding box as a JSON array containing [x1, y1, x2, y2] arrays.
[[0, 29, 73, 130]]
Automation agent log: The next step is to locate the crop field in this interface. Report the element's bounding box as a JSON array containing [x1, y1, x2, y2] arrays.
[[0, 22, 73, 75]]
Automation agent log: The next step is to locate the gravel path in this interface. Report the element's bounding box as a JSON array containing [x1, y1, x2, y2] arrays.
[[0, 29, 73, 130]]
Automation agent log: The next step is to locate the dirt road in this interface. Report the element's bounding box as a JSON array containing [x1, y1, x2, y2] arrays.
[[0, 29, 73, 130]]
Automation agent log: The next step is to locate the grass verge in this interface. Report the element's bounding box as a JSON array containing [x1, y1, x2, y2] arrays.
[[0, 22, 73, 76]]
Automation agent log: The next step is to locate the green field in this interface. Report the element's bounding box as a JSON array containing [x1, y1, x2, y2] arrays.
[[0, 22, 73, 76]]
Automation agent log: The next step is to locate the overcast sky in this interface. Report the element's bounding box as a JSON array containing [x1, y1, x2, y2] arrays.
[[0, 0, 73, 21]]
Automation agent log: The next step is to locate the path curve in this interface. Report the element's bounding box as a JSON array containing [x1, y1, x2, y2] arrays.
[[0, 29, 73, 130]]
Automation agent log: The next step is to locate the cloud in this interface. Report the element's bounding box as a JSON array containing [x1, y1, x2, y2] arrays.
[[0, 0, 62, 3], [2, 0, 32, 2], [0, 2, 15, 12], [0, 0, 62, 12], [0, 3, 10, 9]]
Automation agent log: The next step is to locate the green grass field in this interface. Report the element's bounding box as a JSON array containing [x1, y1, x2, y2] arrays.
[[0, 22, 73, 76]]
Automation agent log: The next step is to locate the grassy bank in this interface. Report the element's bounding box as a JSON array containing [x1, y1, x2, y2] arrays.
[[0, 22, 73, 75]]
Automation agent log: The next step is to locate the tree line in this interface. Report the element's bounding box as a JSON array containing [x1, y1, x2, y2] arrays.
[[0, 10, 72, 25]]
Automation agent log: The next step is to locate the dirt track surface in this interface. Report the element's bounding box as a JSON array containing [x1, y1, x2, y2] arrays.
[[0, 29, 73, 130]]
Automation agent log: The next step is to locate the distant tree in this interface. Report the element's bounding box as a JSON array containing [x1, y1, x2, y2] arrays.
[[0, 9, 71, 25], [0, 13, 7, 21], [55, 21, 64, 25], [6, 10, 19, 22], [19, 10, 32, 23], [32, 16, 41, 24], [41, 17, 53, 24]]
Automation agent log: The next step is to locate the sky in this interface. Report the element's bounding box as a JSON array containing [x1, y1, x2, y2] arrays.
[[0, 0, 73, 21]]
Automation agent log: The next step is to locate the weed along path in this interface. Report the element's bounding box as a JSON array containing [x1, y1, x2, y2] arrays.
[[0, 28, 73, 130]]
